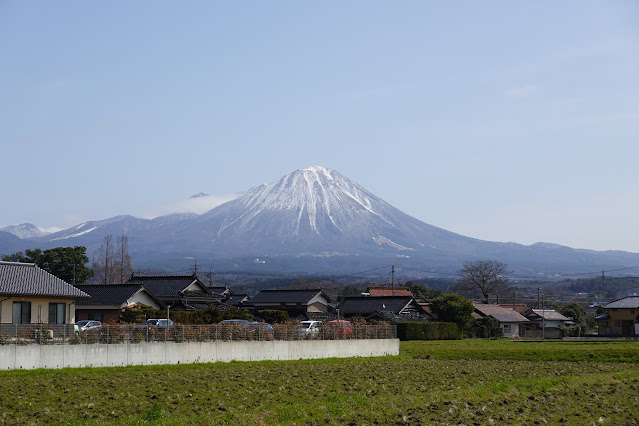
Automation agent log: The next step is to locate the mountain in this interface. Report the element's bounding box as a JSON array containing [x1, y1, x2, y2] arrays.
[[0, 223, 47, 239], [3, 166, 639, 277]]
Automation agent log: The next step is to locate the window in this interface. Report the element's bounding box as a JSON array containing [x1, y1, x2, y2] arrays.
[[614, 321, 621, 327], [503, 324, 512, 333], [88, 312, 104, 322], [12, 302, 31, 324], [602, 321, 608, 327], [48, 303, 66, 324]]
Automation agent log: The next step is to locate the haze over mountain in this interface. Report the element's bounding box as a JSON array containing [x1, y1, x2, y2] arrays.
[[3, 166, 639, 278]]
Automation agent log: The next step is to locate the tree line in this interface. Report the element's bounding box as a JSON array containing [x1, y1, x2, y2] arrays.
[[1, 234, 133, 285]]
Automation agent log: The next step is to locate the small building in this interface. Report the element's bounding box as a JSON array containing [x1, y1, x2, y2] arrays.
[[125, 274, 218, 310], [473, 302, 529, 338], [526, 309, 573, 330], [338, 296, 431, 323], [595, 296, 639, 336], [207, 285, 234, 302], [246, 289, 331, 319], [498, 304, 529, 315], [74, 284, 165, 323], [365, 285, 414, 297], [223, 294, 250, 308], [0, 261, 89, 325]]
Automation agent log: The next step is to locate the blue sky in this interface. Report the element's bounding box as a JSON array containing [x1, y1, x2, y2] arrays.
[[1, 1, 638, 252]]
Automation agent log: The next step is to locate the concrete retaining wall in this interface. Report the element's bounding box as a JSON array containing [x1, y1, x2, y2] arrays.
[[0, 339, 399, 370]]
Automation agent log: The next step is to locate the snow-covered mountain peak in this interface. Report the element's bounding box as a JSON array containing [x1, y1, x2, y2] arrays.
[[203, 166, 399, 238], [0, 223, 48, 239]]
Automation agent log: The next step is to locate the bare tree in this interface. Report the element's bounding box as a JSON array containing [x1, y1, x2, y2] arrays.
[[456, 260, 509, 304], [92, 235, 115, 284], [114, 235, 133, 284], [93, 235, 134, 284]]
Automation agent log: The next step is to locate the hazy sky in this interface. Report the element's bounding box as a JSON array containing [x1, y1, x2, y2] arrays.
[[1, 1, 638, 252]]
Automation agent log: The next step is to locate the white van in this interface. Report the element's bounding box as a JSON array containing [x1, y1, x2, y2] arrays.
[[300, 320, 320, 338]]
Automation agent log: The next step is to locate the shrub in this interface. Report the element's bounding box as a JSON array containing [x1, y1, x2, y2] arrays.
[[464, 317, 503, 338], [396, 322, 462, 341], [436, 322, 462, 340], [255, 310, 290, 324]]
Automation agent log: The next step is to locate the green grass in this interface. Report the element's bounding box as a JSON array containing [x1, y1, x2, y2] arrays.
[[1, 340, 639, 424], [401, 339, 639, 362]]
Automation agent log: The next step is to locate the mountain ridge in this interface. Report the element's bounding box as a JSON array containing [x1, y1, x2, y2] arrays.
[[2, 166, 639, 277]]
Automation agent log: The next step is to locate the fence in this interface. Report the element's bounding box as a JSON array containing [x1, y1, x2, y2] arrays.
[[0, 323, 396, 345]]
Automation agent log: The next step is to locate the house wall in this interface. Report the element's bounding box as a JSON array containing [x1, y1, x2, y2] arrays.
[[599, 308, 638, 336], [500, 322, 521, 338], [0, 297, 77, 324], [75, 309, 120, 323], [530, 320, 566, 329], [0, 339, 400, 370], [307, 301, 328, 313], [128, 292, 163, 310]]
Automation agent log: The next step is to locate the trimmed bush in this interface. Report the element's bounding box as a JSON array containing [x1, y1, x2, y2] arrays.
[[464, 317, 503, 338], [397, 322, 462, 341], [437, 322, 463, 340]]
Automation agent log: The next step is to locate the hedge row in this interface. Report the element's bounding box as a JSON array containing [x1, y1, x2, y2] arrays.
[[396, 322, 462, 341]]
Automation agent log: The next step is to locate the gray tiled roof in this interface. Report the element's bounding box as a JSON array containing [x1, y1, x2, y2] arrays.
[[531, 309, 571, 321], [473, 303, 529, 323], [125, 275, 209, 298], [0, 261, 90, 299], [249, 289, 329, 304], [74, 284, 163, 307], [604, 297, 639, 309]]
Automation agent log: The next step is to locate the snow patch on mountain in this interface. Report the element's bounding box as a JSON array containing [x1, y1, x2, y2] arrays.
[[50, 226, 97, 241], [373, 235, 413, 251]]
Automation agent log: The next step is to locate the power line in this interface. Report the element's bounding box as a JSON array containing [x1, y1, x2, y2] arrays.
[[394, 266, 459, 277], [558, 265, 639, 278]]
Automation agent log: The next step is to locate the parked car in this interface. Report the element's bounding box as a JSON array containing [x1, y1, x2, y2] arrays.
[[75, 320, 102, 333], [300, 320, 320, 338], [133, 319, 174, 332], [220, 319, 251, 326], [328, 320, 353, 339], [250, 322, 274, 332]]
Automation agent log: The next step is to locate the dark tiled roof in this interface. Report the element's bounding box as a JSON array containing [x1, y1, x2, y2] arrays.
[[339, 296, 413, 316], [473, 303, 529, 323], [125, 275, 209, 298], [225, 294, 249, 307], [208, 286, 232, 294], [249, 289, 330, 304], [604, 296, 639, 309], [0, 261, 90, 299], [74, 284, 162, 307]]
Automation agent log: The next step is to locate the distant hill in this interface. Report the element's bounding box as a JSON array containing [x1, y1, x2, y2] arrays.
[[3, 166, 639, 278]]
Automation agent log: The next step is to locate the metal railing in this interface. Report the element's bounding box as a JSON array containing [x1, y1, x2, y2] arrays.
[[0, 323, 396, 345]]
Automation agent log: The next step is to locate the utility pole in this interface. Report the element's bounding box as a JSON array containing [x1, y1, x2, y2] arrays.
[[391, 265, 395, 296], [537, 287, 541, 309], [602, 270, 605, 304], [541, 290, 545, 341]]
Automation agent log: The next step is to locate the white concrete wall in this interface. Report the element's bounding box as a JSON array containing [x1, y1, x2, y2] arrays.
[[0, 339, 399, 370]]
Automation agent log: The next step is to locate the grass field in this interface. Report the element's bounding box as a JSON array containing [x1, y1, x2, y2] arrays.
[[1, 340, 639, 424]]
